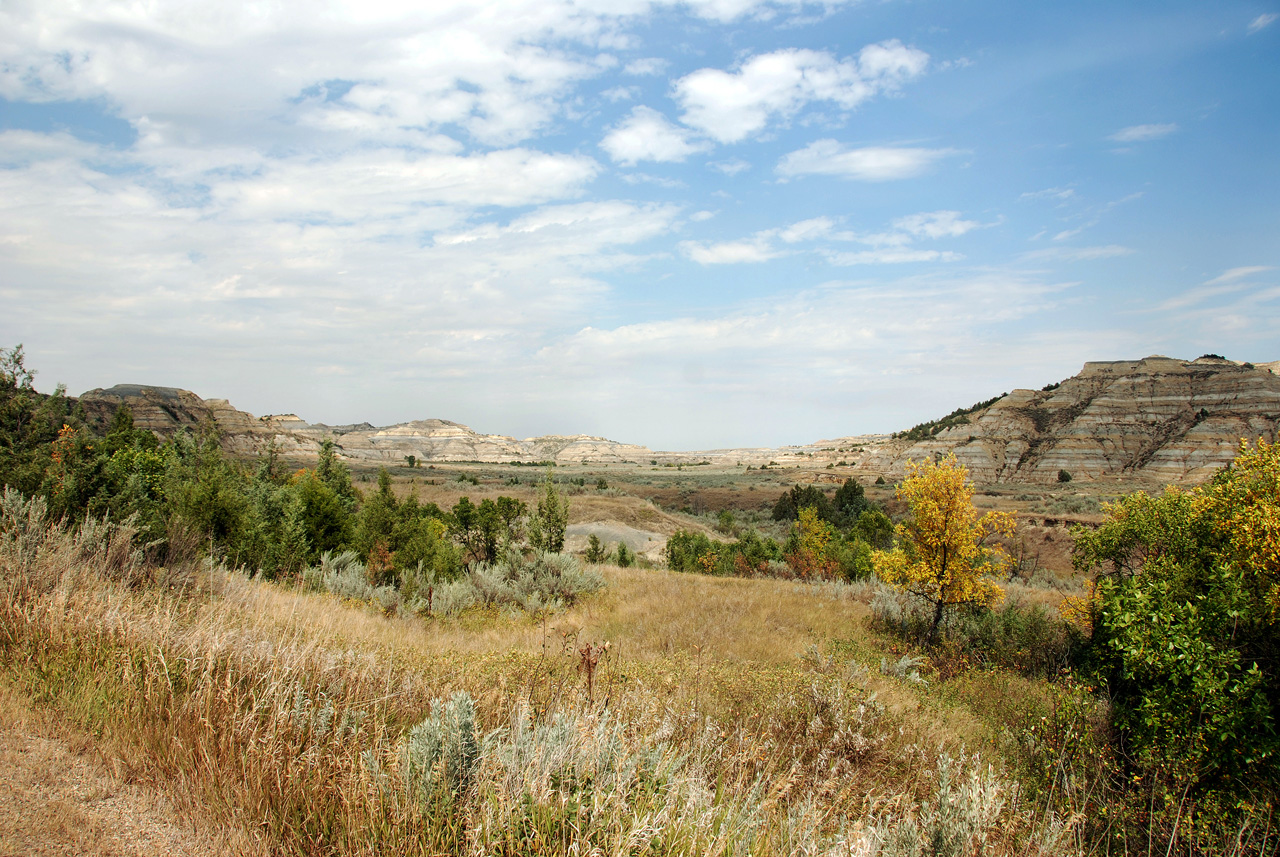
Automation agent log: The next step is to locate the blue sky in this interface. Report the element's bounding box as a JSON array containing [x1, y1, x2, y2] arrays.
[[2, 1, 1277, 449]]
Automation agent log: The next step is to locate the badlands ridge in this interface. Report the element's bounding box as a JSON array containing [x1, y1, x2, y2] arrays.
[[76, 355, 1279, 485]]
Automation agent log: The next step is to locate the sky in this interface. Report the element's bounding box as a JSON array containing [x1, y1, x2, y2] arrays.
[[2, 1, 1278, 450]]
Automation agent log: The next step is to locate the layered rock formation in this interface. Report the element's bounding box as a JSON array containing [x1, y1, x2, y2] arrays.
[[854, 356, 1280, 484], [76, 386, 652, 466], [77, 385, 304, 457], [76, 355, 1278, 484]]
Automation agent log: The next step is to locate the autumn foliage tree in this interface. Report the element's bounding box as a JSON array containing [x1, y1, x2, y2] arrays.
[[786, 506, 840, 579], [872, 454, 1015, 645]]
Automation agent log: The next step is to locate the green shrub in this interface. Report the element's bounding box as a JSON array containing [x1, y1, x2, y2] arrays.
[[584, 533, 607, 563], [664, 529, 717, 572], [1075, 441, 1280, 806]]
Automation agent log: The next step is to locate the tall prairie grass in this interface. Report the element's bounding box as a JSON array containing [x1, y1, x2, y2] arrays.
[[1, 489, 1084, 855]]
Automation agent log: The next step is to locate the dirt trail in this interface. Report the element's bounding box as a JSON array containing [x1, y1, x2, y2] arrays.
[[0, 682, 248, 857]]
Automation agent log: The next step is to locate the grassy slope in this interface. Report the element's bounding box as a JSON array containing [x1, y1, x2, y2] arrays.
[[0, 515, 1077, 855]]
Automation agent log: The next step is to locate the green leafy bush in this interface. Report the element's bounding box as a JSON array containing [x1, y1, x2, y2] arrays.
[[1075, 440, 1280, 804]]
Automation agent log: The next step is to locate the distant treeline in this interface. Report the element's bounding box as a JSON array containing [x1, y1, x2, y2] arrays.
[[665, 480, 893, 580], [892, 394, 1006, 442]]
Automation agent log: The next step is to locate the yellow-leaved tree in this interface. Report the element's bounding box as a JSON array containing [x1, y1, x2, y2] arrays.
[[872, 454, 1015, 645]]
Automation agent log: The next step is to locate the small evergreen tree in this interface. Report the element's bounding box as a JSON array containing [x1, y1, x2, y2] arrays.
[[584, 533, 607, 563], [529, 471, 569, 554]]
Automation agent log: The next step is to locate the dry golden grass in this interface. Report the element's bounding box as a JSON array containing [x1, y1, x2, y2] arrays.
[[215, 564, 1002, 780], [0, 501, 1081, 856]]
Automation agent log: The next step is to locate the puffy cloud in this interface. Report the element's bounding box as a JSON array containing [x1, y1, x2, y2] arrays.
[[601, 106, 709, 165], [1108, 123, 1177, 143], [777, 140, 955, 181], [0, 0, 632, 150], [779, 217, 834, 243], [674, 42, 927, 143], [891, 210, 979, 240], [623, 57, 668, 75], [219, 149, 601, 221]]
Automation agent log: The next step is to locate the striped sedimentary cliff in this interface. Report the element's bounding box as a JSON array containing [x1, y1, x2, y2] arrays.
[[854, 356, 1280, 485]]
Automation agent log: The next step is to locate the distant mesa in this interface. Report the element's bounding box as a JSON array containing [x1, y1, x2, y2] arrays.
[[75, 354, 1279, 484]]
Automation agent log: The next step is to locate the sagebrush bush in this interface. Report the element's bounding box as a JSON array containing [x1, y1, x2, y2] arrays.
[[870, 754, 1010, 857], [303, 549, 402, 609], [402, 691, 481, 799]]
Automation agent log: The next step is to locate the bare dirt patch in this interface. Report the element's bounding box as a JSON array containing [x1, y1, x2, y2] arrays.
[[0, 681, 249, 857]]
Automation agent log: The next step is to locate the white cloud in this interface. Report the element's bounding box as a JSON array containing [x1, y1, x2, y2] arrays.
[[681, 209, 975, 267], [1019, 187, 1075, 202], [777, 140, 955, 181], [677, 0, 861, 24], [552, 275, 1062, 361], [1108, 123, 1178, 143], [674, 42, 928, 143], [602, 85, 639, 102], [619, 171, 687, 188], [680, 237, 783, 264], [710, 158, 752, 175], [1158, 283, 1253, 312], [690, 210, 718, 222], [1248, 13, 1278, 34], [0, 0, 636, 149], [220, 149, 601, 221], [891, 210, 979, 239], [1022, 245, 1134, 262], [1205, 265, 1274, 285], [601, 105, 708, 165], [623, 57, 668, 75], [779, 217, 834, 243]]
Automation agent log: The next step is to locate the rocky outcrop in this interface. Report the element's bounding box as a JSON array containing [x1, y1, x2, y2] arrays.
[[77, 384, 322, 457], [854, 356, 1280, 484], [75, 387, 652, 466]]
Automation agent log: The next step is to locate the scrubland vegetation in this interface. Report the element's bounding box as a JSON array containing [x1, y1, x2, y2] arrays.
[[1, 345, 1276, 855]]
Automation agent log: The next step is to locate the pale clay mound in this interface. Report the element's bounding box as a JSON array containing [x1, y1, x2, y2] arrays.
[[566, 521, 668, 561]]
